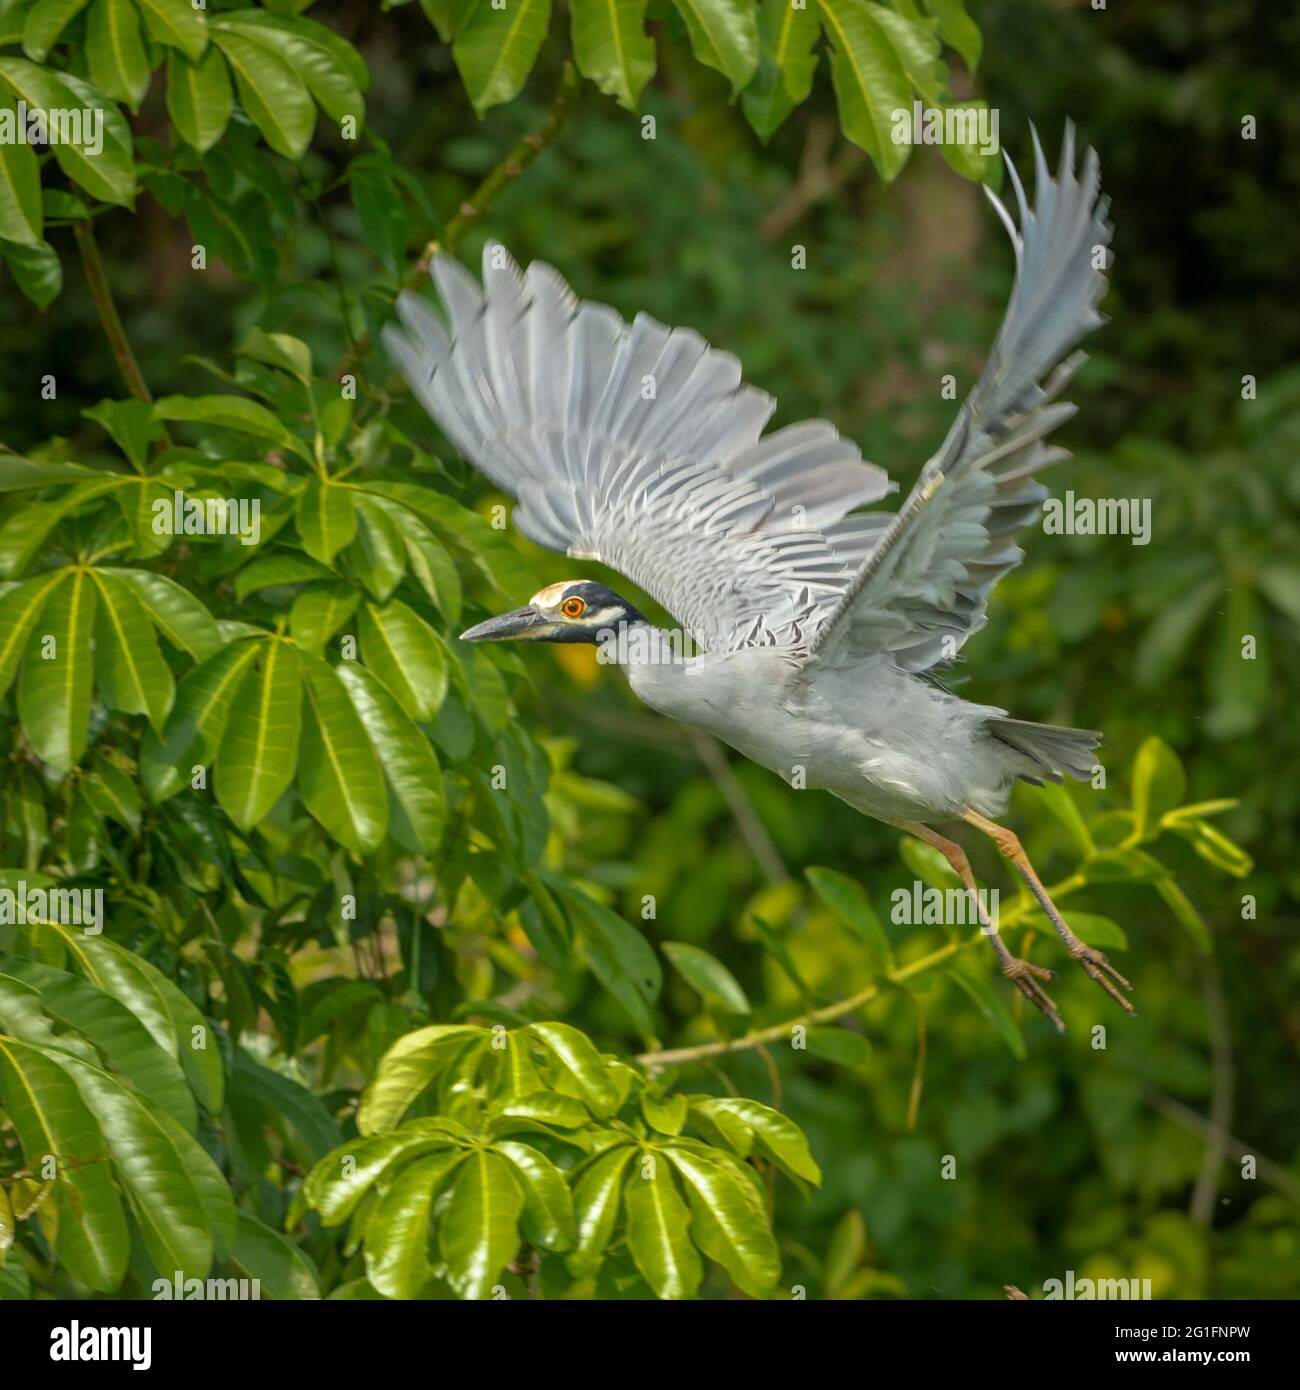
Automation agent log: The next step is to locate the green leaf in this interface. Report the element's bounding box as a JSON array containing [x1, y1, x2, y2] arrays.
[[640, 1090, 688, 1135], [1130, 735, 1185, 840], [570, 0, 655, 110], [230, 1210, 322, 1299], [306, 1128, 453, 1226], [154, 392, 291, 443], [358, 597, 447, 720], [0, 60, 135, 205], [137, 0, 208, 61], [166, 46, 232, 153], [805, 1025, 873, 1067], [358, 1024, 483, 1134], [79, 754, 143, 834], [290, 582, 358, 655], [17, 568, 95, 772], [946, 964, 1026, 1058], [527, 1021, 619, 1116], [1171, 820, 1254, 880], [1021, 911, 1128, 953], [46, 1048, 223, 1279], [662, 940, 750, 1015], [1082, 847, 1168, 885], [623, 1154, 701, 1299], [80, 938, 225, 1112], [211, 27, 315, 160], [742, 0, 820, 141], [0, 109, 42, 244], [806, 865, 893, 970], [141, 638, 259, 801], [82, 399, 160, 471], [494, 1140, 576, 1252], [4, 237, 62, 307], [213, 11, 365, 123], [215, 640, 302, 829], [238, 326, 312, 384], [1154, 878, 1211, 953], [86, 0, 151, 111], [352, 495, 407, 600], [348, 156, 408, 273], [1206, 585, 1268, 740], [568, 1144, 634, 1276], [0, 567, 64, 700], [298, 654, 388, 854], [867, 1, 945, 102], [361, 1145, 467, 1295], [452, 0, 551, 116], [3, 959, 194, 1130], [664, 1145, 779, 1297], [669, 0, 758, 92], [335, 660, 446, 855], [692, 1097, 821, 1182], [0, 455, 99, 493], [1032, 779, 1094, 858], [440, 1148, 525, 1300], [89, 569, 173, 732], [815, 0, 912, 180], [549, 882, 661, 1042], [296, 477, 357, 564], [0, 1036, 129, 1292], [118, 569, 223, 659], [21, 0, 91, 61], [924, 0, 979, 70]]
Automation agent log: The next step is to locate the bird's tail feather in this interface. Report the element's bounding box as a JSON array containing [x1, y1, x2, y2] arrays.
[[989, 717, 1100, 785]]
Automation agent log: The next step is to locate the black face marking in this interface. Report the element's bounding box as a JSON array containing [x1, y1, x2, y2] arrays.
[[548, 581, 647, 644]]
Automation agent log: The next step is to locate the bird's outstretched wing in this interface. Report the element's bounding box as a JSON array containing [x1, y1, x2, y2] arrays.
[[383, 245, 893, 652], [803, 124, 1113, 674]]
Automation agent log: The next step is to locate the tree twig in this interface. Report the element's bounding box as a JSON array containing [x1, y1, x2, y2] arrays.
[[636, 880, 1075, 1068], [335, 60, 582, 382], [689, 730, 787, 885], [73, 219, 169, 441], [1145, 1088, 1300, 1207], [1190, 953, 1233, 1225]]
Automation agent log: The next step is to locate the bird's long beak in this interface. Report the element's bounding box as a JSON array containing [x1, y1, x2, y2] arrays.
[[459, 606, 551, 642]]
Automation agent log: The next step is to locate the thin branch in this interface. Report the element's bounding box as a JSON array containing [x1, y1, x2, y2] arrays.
[[636, 879, 1074, 1068], [1190, 954, 1233, 1225], [335, 61, 582, 382], [689, 730, 787, 885], [1144, 1088, 1300, 1207], [73, 220, 159, 414]]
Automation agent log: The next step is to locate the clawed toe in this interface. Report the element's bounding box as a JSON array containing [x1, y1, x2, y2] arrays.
[[1001, 958, 1064, 1033], [1069, 943, 1135, 1014]]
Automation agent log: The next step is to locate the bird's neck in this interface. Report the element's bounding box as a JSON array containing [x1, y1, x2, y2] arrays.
[[594, 620, 688, 669]]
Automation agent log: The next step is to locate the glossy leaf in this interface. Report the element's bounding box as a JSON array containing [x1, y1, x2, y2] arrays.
[[439, 1148, 525, 1300], [17, 568, 95, 772], [215, 640, 302, 830]]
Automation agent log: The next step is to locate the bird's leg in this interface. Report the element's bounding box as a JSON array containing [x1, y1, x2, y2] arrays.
[[900, 821, 1063, 1033], [961, 809, 1135, 1015]]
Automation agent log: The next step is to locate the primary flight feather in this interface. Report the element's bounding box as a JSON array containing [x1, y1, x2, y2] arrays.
[[383, 125, 1129, 1034]]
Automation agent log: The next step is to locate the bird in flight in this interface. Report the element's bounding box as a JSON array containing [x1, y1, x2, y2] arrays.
[[384, 125, 1129, 1034]]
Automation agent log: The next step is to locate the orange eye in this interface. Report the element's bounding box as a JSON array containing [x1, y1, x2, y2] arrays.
[[561, 596, 586, 619]]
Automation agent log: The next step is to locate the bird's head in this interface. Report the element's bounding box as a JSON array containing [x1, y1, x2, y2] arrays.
[[459, 580, 646, 645]]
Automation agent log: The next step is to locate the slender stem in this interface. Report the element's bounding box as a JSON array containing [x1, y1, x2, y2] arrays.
[[335, 60, 582, 382], [636, 875, 1083, 1068], [73, 220, 154, 408]]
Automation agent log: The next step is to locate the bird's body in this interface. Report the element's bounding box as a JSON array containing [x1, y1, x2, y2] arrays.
[[385, 125, 1133, 1033], [627, 644, 1015, 824]]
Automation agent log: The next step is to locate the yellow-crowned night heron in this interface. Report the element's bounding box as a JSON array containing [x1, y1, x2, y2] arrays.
[[384, 126, 1128, 1033]]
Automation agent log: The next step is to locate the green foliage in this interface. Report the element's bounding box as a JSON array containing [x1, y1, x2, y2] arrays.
[[0, 0, 1294, 1306]]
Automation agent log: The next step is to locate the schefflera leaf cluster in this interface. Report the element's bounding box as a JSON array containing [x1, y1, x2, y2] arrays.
[[304, 1021, 821, 1300]]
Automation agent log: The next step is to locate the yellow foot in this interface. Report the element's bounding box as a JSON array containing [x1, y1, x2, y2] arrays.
[[1068, 941, 1135, 1015], [1001, 957, 1064, 1033]]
